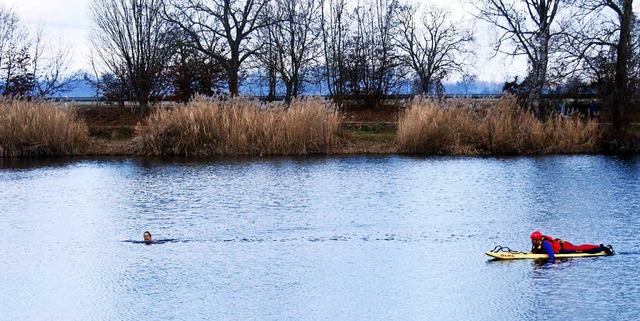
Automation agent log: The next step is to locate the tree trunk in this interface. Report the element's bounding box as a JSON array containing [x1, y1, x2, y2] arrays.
[[285, 82, 293, 102], [611, 0, 633, 129], [138, 88, 149, 116], [527, 59, 547, 113], [139, 100, 148, 117], [268, 66, 277, 101], [291, 73, 299, 99], [228, 69, 239, 97], [528, 18, 551, 113], [419, 73, 430, 95]]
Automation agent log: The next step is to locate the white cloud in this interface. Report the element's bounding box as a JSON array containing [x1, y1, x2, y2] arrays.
[[1, 0, 91, 72]]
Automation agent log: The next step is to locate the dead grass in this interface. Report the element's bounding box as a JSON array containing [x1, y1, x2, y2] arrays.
[[0, 99, 90, 157], [134, 97, 340, 156], [0, 97, 607, 157], [398, 96, 601, 155]]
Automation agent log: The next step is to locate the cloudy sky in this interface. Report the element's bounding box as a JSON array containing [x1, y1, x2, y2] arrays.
[[1, 0, 92, 71], [1, 0, 529, 82]]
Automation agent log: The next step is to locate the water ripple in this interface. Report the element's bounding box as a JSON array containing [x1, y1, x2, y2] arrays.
[[1, 155, 640, 320]]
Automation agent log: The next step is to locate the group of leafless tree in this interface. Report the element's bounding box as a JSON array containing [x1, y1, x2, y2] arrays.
[[0, 5, 77, 98], [2, 1, 638, 125], [88, 0, 476, 115], [88, 0, 638, 121], [475, 0, 637, 127]]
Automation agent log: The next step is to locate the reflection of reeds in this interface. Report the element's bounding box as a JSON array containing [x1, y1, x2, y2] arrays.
[[135, 97, 340, 156], [0, 100, 89, 157], [398, 96, 601, 155]]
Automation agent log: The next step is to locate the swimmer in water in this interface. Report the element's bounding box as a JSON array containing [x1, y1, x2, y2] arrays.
[[143, 231, 153, 243]]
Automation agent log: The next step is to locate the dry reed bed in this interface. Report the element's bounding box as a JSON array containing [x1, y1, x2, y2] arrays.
[[0, 100, 89, 157], [398, 96, 601, 155], [135, 98, 340, 156]]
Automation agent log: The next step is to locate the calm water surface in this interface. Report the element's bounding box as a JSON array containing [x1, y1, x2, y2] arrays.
[[1, 155, 639, 320]]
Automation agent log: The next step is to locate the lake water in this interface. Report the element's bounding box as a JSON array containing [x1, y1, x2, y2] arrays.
[[1, 155, 639, 320]]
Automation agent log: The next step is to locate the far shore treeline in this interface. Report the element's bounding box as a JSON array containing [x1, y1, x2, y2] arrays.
[[1, 1, 639, 157]]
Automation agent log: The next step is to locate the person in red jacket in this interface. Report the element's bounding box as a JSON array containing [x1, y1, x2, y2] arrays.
[[530, 231, 614, 260]]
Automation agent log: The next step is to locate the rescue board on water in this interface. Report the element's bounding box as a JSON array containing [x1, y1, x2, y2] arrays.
[[485, 250, 608, 260]]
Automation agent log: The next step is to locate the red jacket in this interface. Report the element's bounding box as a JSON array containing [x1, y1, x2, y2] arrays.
[[533, 235, 562, 253]]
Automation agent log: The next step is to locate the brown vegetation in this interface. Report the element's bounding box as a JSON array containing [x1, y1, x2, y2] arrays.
[[397, 96, 601, 155], [134, 98, 340, 156], [0, 100, 90, 157], [2, 97, 637, 158]]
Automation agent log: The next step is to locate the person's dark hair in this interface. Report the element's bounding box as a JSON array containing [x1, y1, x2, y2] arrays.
[[144, 231, 152, 237]]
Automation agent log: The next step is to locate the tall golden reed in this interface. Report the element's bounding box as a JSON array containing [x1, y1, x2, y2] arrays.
[[398, 96, 601, 155], [0, 100, 89, 157], [135, 97, 340, 156]]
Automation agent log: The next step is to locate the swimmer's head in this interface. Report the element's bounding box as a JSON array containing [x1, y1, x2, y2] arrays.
[[143, 231, 152, 242]]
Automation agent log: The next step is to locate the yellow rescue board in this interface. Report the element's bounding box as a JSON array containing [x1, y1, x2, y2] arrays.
[[485, 251, 608, 260]]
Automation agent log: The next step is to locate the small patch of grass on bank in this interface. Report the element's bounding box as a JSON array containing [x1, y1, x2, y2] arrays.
[[341, 122, 397, 134], [342, 123, 396, 143], [333, 122, 398, 153], [89, 125, 135, 140], [349, 130, 396, 143]]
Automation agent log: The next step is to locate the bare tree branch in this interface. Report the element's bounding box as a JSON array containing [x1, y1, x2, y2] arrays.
[[474, 0, 564, 107], [91, 0, 174, 115], [163, 0, 270, 96], [396, 4, 474, 95]]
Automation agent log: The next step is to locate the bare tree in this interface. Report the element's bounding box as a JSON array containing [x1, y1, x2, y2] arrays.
[[320, 0, 350, 99], [1, 7, 78, 98], [163, 0, 270, 96], [587, 0, 632, 127], [606, 0, 634, 119], [167, 29, 226, 102], [87, 51, 102, 107], [346, 0, 403, 100], [265, 0, 323, 100], [254, 3, 279, 99], [91, 0, 173, 115], [0, 5, 30, 96], [31, 28, 79, 98], [629, 20, 640, 96], [457, 73, 478, 95], [556, 0, 635, 127], [475, 0, 564, 108], [397, 4, 474, 95]]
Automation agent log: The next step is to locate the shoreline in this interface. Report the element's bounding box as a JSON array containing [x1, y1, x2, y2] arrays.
[[80, 104, 402, 156], [82, 124, 640, 157], [78, 106, 639, 157], [3, 102, 640, 158]]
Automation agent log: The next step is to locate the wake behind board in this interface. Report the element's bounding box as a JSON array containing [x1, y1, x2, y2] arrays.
[[485, 250, 608, 260]]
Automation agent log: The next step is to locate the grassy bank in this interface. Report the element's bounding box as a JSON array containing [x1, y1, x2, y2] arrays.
[[2, 97, 638, 157], [398, 96, 601, 155], [0, 100, 89, 157], [134, 98, 340, 156]]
